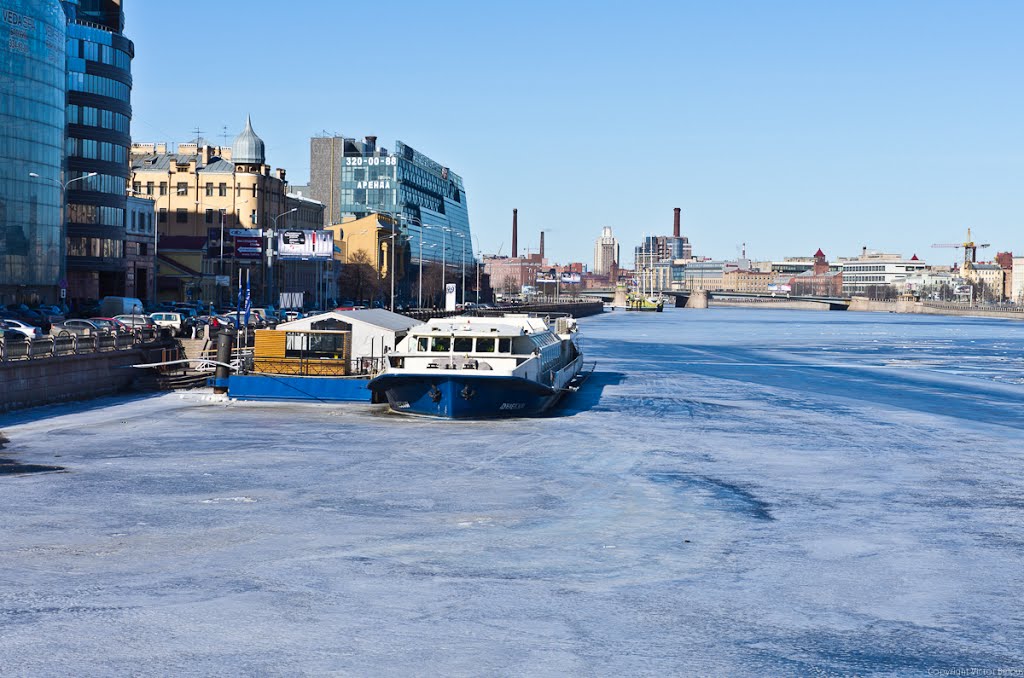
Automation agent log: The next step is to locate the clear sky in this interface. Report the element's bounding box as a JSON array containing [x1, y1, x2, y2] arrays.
[[127, 0, 1023, 267]]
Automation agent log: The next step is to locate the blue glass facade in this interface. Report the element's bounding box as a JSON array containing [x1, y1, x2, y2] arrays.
[[311, 136, 475, 272], [61, 0, 133, 302], [0, 0, 67, 304]]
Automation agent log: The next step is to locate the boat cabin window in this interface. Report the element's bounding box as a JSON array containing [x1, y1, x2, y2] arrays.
[[284, 331, 347, 359], [498, 338, 512, 353], [453, 337, 473, 353], [431, 337, 450, 352], [417, 337, 429, 352], [476, 337, 495, 352]]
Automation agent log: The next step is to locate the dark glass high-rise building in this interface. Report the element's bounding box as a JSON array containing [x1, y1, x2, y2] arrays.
[[0, 0, 67, 305], [309, 136, 474, 270], [61, 0, 133, 302]]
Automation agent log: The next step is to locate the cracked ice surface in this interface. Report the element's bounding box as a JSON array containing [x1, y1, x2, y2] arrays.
[[1, 309, 1023, 676]]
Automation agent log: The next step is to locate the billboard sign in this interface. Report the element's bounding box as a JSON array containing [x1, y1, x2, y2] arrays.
[[234, 236, 262, 259], [277, 230, 334, 259], [560, 273, 581, 284]]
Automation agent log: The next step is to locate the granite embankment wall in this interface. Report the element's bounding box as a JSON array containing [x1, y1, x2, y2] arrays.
[[0, 350, 145, 413], [709, 297, 832, 311], [848, 297, 1024, 320]]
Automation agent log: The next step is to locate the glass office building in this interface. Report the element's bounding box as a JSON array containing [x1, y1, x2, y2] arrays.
[[61, 0, 133, 302], [0, 0, 67, 304], [309, 136, 475, 271]]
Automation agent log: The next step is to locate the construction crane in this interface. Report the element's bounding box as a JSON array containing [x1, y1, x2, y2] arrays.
[[931, 228, 990, 272]]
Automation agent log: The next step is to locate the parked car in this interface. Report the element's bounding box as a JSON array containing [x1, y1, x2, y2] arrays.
[[5, 305, 49, 329], [113, 314, 157, 331], [200, 314, 235, 338], [34, 305, 66, 323], [149, 312, 190, 336], [90, 317, 131, 333], [221, 312, 263, 329], [51, 319, 109, 337], [1, 319, 43, 340], [249, 307, 276, 323], [2, 326, 29, 343]]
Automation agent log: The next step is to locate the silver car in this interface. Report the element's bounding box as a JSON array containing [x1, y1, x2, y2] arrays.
[[1, 319, 42, 340]]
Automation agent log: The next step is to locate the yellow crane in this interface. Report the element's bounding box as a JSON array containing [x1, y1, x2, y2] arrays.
[[931, 228, 990, 273]]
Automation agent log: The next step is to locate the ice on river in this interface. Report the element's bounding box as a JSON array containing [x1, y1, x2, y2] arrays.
[[1, 308, 1022, 676]]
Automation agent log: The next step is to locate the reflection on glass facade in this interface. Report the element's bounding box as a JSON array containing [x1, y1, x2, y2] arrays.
[[61, 0, 132, 301], [310, 136, 475, 270], [0, 0, 66, 304]]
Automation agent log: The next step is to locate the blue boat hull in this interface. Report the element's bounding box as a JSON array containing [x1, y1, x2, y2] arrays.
[[228, 374, 372, 402], [368, 373, 564, 419]]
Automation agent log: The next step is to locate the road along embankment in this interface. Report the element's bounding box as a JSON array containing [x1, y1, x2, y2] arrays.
[[848, 297, 1024, 320]]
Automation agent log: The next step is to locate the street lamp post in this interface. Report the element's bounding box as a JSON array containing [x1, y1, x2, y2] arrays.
[[471, 234, 482, 304], [383, 229, 401, 312], [439, 226, 452, 303], [268, 208, 297, 307], [462, 236, 468, 304], [29, 171, 97, 303]]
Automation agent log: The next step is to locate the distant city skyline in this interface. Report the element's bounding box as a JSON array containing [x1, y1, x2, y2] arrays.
[[127, 1, 1023, 265]]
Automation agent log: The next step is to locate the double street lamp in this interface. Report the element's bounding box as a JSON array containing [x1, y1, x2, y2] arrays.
[[267, 208, 298, 307], [29, 171, 98, 302]]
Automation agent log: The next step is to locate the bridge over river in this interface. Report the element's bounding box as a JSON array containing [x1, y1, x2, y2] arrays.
[[581, 289, 852, 311]]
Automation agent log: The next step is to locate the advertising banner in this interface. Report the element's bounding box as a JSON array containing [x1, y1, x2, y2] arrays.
[[234, 236, 262, 259], [278, 230, 334, 259], [560, 273, 581, 284], [445, 283, 457, 311]]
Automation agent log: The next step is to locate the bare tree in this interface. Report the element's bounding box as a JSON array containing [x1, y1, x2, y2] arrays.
[[338, 249, 382, 304]]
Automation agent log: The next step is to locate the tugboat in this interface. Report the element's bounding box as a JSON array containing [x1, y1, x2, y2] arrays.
[[625, 292, 665, 312], [369, 314, 586, 418]]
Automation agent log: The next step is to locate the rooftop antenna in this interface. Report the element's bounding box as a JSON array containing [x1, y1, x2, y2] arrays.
[[220, 125, 230, 148], [191, 125, 204, 145]]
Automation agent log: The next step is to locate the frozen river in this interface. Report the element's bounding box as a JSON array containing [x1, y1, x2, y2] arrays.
[[1, 308, 1023, 676]]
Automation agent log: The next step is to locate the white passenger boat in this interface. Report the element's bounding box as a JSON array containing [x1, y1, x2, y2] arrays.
[[369, 314, 585, 418]]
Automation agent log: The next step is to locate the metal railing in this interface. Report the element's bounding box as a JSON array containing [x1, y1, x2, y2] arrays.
[[922, 301, 1024, 313], [0, 328, 160, 363]]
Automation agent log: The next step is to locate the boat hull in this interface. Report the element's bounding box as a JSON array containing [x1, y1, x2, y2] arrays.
[[369, 373, 567, 419], [228, 374, 371, 402]]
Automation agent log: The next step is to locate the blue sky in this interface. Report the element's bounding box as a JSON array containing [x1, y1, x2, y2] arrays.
[[128, 1, 1023, 266]]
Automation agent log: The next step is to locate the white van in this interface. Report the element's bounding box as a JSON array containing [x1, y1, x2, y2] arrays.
[[99, 296, 144, 317]]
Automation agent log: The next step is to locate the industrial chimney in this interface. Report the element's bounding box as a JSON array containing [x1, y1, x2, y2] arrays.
[[540, 231, 545, 260], [512, 208, 518, 258], [673, 207, 681, 238]]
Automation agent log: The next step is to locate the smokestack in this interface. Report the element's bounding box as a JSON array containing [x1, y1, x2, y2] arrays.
[[512, 208, 518, 258], [540, 231, 545, 260], [673, 207, 681, 238]]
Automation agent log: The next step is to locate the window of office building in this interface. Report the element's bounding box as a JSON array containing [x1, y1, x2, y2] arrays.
[[175, 208, 187, 223]]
